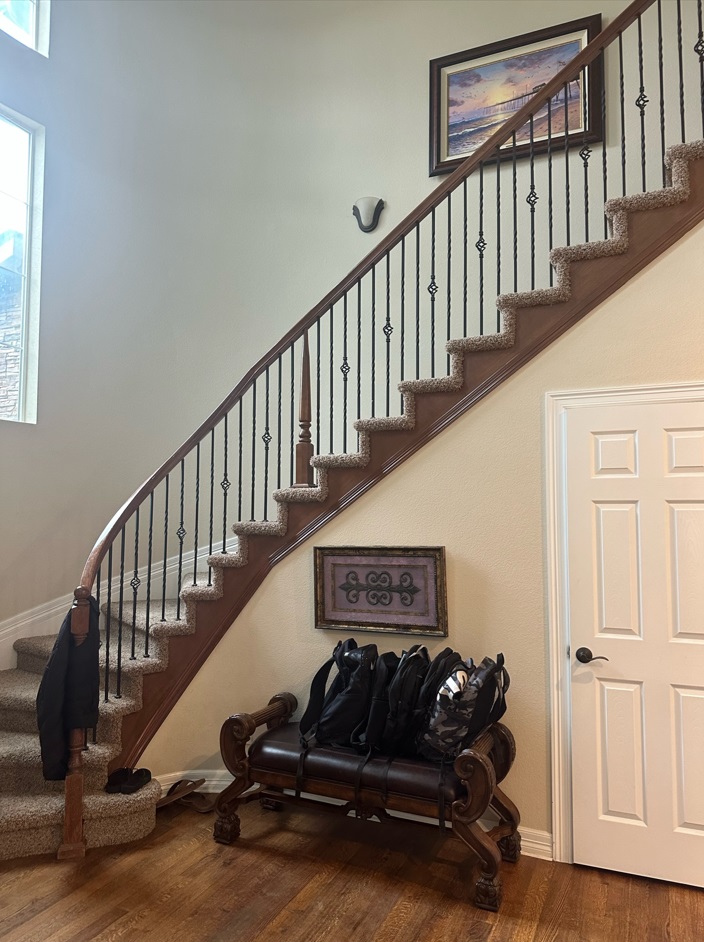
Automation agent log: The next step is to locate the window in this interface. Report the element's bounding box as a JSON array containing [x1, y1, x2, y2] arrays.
[[0, 0, 49, 55], [0, 105, 43, 423]]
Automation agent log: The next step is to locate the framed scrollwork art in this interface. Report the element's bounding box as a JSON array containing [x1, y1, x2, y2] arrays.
[[314, 546, 448, 637]]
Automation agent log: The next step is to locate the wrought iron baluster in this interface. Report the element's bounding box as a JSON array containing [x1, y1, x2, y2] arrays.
[[697, 0, 704, 136], [619, 33, 626, 196], [580, 70, 591, 244], [476, 164, 486, 333], [400, 238, 406, 391], [329, 306, 334, 453], [250, 380, 257, 520], [446, 190, 451, 370], [105, 545, 112, 702], [601, 53, 608, 240], [636, 15, 649, 192], [678, 0, 687, 142], [657, 0, 666, 186], [415, 225, 421, 378], [512, 133, 518, 292], [262, 366, 271, 519], [429, 209, 436, 378], [145, 491, 153, 656], [289, 347, 294, 485], [116, 526, 125, 697], [496, 149, 501, 332], [176, 462, 185, 622], [193, 443, 200, 583], [357, 281, 362, 419], [277, 357, 283, 491], [548, 101, 553, 286], [208, 431, 214, 581], [239, 397, 244, 519], [463, 177, 468, 336], [161, 474, 169, 617], [527, 114, 538, 288], [564, 83, 571, 246], [131, 507, 140, 654], [221, 415, 230, 553], [316, 319, 321, 456], [341, 293, 349, 447], [385, 253, 393, 416], [371, 268, 376, 414]]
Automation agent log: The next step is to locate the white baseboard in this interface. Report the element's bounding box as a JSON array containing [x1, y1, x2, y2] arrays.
[[154, 768, 553, 860]]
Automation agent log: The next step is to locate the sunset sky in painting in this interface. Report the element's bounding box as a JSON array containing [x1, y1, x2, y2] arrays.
[[448, 38, 582, 127]]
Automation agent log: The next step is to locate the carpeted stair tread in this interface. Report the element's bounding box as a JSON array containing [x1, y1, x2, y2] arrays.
[[104, 599, 194, 637], [14, 632, 168, 678], [0, 669, 40, 712], [0, 730, 115, 768]]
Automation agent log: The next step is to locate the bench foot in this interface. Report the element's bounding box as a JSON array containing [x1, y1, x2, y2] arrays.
[[475, 872, 503, 912], [213, 811, 241, 844], [497, 832, 521, 863]]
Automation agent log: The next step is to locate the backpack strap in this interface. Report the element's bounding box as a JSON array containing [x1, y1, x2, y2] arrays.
[[298, 654, 336, 747]]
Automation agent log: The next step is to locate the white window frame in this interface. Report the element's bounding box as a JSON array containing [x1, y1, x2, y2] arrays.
[[0, 0, 50, 57], [0, 102, 44, 424]]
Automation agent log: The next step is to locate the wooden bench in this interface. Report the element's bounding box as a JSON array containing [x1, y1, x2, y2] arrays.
[[213, 692, 520, 912]]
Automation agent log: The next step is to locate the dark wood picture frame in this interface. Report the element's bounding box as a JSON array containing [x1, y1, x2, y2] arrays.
[[314, 546, 448, 637], [429, 15, 603, 176]]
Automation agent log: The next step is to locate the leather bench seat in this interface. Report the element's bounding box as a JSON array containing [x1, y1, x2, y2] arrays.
[[248, 721, 465, 804]]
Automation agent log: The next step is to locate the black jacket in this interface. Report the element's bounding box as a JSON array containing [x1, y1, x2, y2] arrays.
[[36, 596, 100, 780]]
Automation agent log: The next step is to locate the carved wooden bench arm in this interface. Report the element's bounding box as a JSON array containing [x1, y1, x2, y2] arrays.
[[214, 692, 297, 844]]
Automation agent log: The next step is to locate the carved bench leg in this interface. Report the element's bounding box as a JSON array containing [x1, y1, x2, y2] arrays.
[[491, 785, 521, 862], [454, 819, 503, 912], [213, 777, 250, 844]]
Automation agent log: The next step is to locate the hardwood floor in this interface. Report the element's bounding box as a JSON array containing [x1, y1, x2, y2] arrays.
[[0, 802, 701, 942]]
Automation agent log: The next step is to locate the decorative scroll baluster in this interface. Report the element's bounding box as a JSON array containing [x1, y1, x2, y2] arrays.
[[277, 357, 283, 490], [476, 165, 486, 333], [145, 491, 153, 656], [527, 115, 538, 288], [221, 415, 230, 553], [446, 190, 452, 370], [580, 71, 591, 244], [636, 14, 649, 191], [130, 508, 140, 654], [295, 331, 314, 486], [428, 209, 437, 378], [262, 367, 271, 519], [176, 462, 185, 621], [341, 293, 349, 447], [400, 238, 406, 387], [371, 268, 377, 413], [384, 254, 393, 415]]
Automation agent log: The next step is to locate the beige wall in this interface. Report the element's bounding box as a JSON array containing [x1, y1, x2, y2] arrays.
[[144, 220, 704, 835], [0, 0, 630, 621]]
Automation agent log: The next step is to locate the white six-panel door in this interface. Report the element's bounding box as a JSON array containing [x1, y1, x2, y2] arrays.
[[562, 394, 704, 886]]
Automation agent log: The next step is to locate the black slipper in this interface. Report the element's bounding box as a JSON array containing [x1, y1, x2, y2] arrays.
[[121, 768, 152, 794], [105, 768, 131, 794]]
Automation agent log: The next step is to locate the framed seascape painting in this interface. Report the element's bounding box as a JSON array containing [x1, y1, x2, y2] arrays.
[[314, 546, 448, 637], [429, 15, 602, 176]]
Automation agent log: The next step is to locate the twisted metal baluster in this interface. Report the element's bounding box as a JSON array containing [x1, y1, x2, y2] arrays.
[[512, 132, 518, 292], [496, 149, 501, 332], [548, 101, 554, 286], [636, 15, 649, 192], [116, 526, 125, 697], [329, 306, 334, 453], [341, 293, 349, 450], [678, 0, 686, 143], [250, 380, 257, 520], [463, 176, 468, 336], [580, 69, 591, 244], [446, 190, 452, 371], [619, 33, 626, 196], [176, 462, 185, 622], [385, 254, 392, 416], [104, 546, 112, 701], [564, 82, 571, 246], [476, 164, 486, 333], [697, 0, 704, 137], [262, 367, 271, 520], [221, 415, 230, 553], [161, 474, 169, 617], [527, 114, 538, 288], [371, 268, 376, 414], [429, 209, 437, 378], [131, 507, 141, 653], [657, 0, 666, 187], [145, 491, 153, 656], [193, 443, 200, 583]]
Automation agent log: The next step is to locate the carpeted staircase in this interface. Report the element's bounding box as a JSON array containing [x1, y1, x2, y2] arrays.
[[1, 140, 703, 862]]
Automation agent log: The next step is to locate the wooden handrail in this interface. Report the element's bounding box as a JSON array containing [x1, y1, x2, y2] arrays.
[[75, 0, 655, 597]]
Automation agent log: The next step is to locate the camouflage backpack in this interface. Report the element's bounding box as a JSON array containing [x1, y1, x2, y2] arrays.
[[416, 653, 509, 761]]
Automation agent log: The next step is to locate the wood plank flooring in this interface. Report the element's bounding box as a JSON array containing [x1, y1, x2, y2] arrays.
[[0, 802, 701, 942]]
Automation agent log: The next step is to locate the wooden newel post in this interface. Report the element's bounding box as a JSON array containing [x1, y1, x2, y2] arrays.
[[294, 332, 314, 487], [57, 585, 90, 860]]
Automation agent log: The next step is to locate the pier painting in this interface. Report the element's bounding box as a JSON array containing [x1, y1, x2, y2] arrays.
[[429, 17, 602, 175]]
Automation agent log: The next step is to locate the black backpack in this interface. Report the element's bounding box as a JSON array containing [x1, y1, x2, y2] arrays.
[[378, 644, 431, 756], [299, 639, 378, 748], [350, 650, 400, 752]]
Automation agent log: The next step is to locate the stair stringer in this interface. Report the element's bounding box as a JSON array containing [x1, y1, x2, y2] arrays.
[[104, 141, 704, 771]]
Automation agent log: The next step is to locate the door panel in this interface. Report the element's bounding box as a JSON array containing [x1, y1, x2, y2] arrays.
[[565, 399, 704, 886]]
